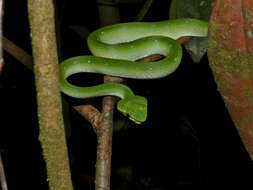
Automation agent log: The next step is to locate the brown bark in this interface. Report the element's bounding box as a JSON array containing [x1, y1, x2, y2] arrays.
[[27, 0, 73, 189], [94, 1, 122, 189]]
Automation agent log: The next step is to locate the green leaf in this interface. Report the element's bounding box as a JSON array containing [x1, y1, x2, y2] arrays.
[[169, 0, 214, 63]]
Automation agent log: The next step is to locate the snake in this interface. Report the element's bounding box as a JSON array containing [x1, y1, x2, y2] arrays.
[[59, 18, 208, 124]]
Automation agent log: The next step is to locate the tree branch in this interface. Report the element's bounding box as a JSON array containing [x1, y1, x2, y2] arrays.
[[0, 153, 7, 190], [93, 1, 123, 189], [0, 1, 8, 189], [27, 1, 73, 189], [3, 37, 33, 70]]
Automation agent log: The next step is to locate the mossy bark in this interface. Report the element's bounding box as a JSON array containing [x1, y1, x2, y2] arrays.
[[208, 0, 253, 160], [27, 0, 73, 189]]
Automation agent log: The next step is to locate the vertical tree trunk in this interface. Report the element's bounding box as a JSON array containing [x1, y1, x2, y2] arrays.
[[27, 1, 73, 189]]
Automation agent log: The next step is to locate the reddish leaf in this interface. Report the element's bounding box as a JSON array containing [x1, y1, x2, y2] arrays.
[[208, 0, 253, 159]]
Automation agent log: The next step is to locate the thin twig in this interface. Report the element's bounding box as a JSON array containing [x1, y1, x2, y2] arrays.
[[0, 0, 4, 73], [0, 1, 8, 188], [0, 153, 8, 190], [3, 37, 33, 70], [74, 105, 101, 132]]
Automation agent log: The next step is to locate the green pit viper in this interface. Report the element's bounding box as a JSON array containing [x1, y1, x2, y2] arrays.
[[59, 19, 208, 124]]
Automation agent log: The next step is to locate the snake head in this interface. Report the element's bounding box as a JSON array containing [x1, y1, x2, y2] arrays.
[[117, 95, 147, 124]]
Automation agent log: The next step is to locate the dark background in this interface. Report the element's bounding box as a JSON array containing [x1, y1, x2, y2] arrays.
[[1, 0, 253, 189]]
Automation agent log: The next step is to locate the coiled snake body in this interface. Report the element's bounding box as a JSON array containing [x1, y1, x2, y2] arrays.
[[59, 19, 208, 123]]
